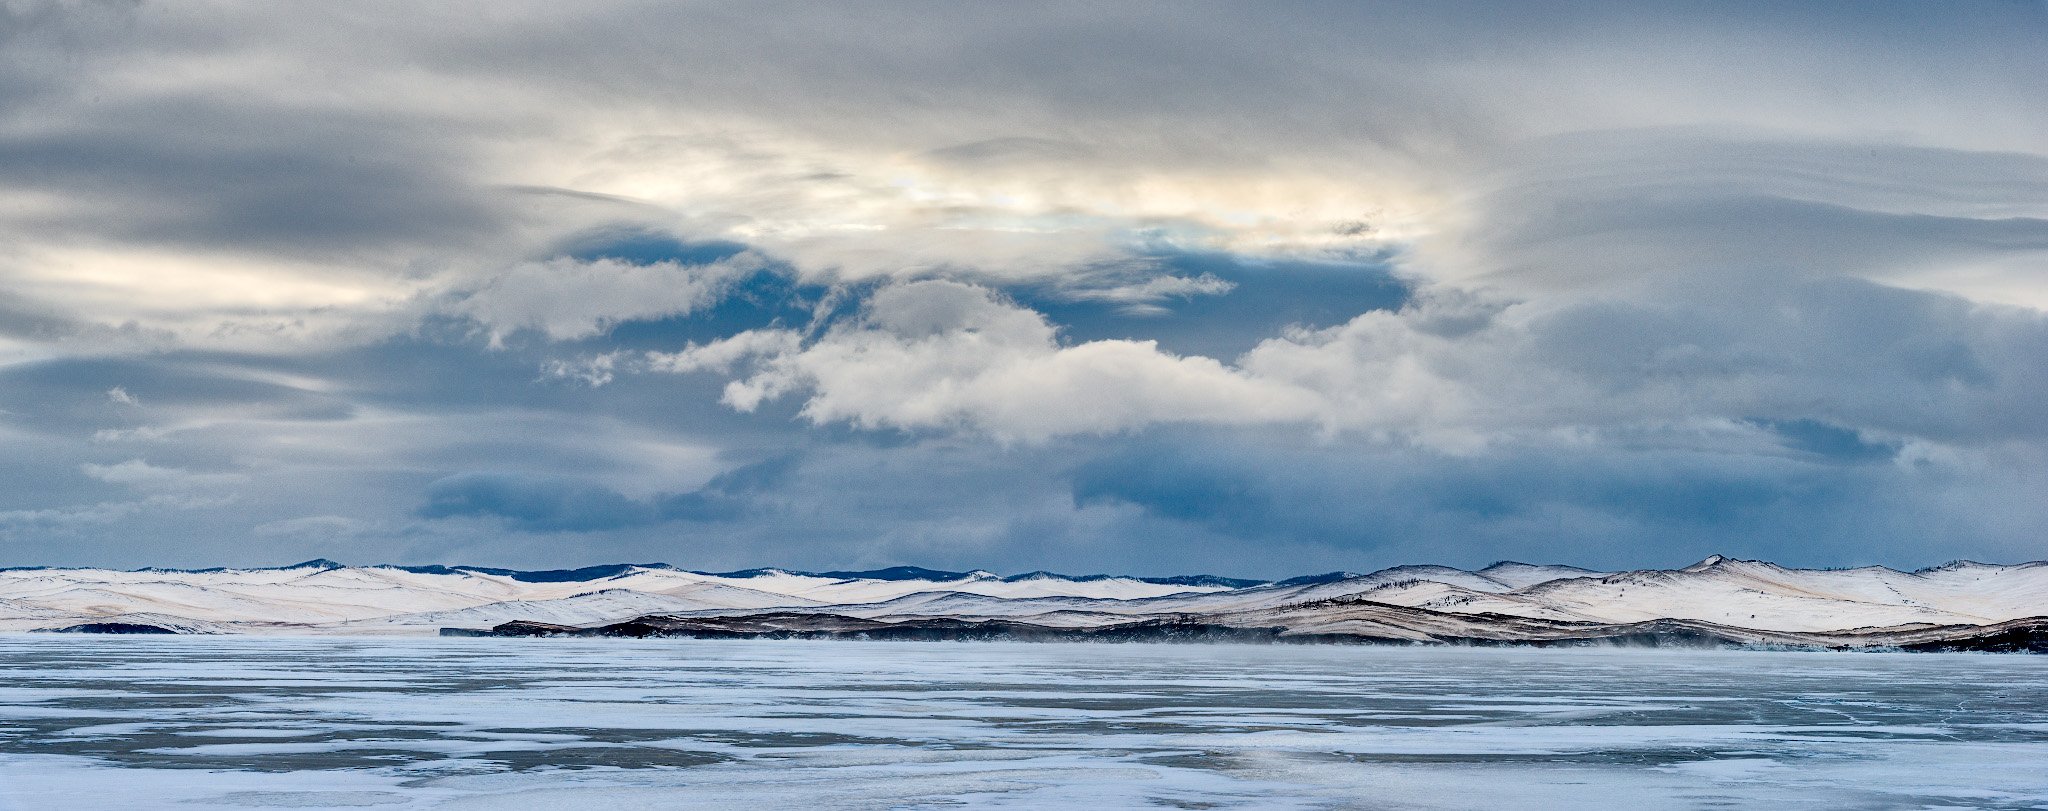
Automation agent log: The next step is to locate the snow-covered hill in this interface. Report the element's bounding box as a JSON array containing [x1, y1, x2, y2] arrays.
[[3, 556, 2044, 640], [0, 560, 1242, 633]]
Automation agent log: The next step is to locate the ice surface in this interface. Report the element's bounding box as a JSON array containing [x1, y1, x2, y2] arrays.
[[1, 636, 2044, 809]]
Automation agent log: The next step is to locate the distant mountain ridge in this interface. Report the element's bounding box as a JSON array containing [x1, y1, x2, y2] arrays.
[[0, 560, 1268, 588], [3, 556, 2044, 651]]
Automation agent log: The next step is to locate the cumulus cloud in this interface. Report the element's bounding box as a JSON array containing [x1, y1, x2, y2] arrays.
[[1248, 275, 2048, 448], [657, 280, 1323, 441], [634, 273, 2048, 458], [645, 329, 805, 377]]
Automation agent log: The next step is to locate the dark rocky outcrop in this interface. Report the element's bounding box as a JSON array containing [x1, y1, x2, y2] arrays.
[[46, 622, 181, 634], [440, 620, 581, 637], [1881, 617, 2048, 653], [441, 607, 2048, 653]]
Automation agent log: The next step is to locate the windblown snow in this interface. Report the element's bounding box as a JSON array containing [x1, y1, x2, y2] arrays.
[[1, 556, 2043, 637]]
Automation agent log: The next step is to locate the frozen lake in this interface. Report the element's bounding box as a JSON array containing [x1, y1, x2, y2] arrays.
[[1, 637, 2044, 810]]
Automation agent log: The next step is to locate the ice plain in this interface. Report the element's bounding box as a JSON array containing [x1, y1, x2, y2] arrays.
[[2, 636, 2045, 810]]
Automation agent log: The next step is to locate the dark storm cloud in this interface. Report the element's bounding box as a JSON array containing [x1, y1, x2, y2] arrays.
[[1747, 419, 1901, 465], [1518, 276, 2048, 445], [1066, 428, 2042, 572], [416, 454, 798, 532], [0, 103, 504, 255], [0, 4, 515, 266], [418, 473, 655, 532]]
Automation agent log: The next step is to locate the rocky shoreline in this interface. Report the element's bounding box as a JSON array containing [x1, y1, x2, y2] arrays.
[[438, 607, 2048, 653]]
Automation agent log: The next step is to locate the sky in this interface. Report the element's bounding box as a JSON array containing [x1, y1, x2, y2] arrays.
[[2, 1, 2045, 576]]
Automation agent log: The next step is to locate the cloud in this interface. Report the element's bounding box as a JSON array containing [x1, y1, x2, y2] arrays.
[[91, 425, 172, 443], [1242, 275, 2048, 448], [627, 269, 2048, 462], [2, 2, 2046, 572], [5, 2, 2043, 358], [1025, 251, 1412, 360], [251, 515, 377, 541], [0, 494, 233, 538], [1066, 428, 2048, 569], [0, 356, 356, 437], [663, 280, 1323, 442], [438, 253, 765, 346], [539, 352, 623, 388], [645, 329, 805, 377], [1747, 418, 1901, 465], [80, 459, 246, 491], [417, 472, 656, 532], [1055, 272, 1237, 316], [416, 456, 794, 533], [1419, 134, 2048, 309]]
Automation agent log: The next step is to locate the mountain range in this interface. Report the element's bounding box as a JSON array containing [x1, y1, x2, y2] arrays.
[[5, 556, 2044, 651]]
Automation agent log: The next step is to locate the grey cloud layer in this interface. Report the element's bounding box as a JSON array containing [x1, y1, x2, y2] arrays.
[[1, 1, 2043, 571]]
